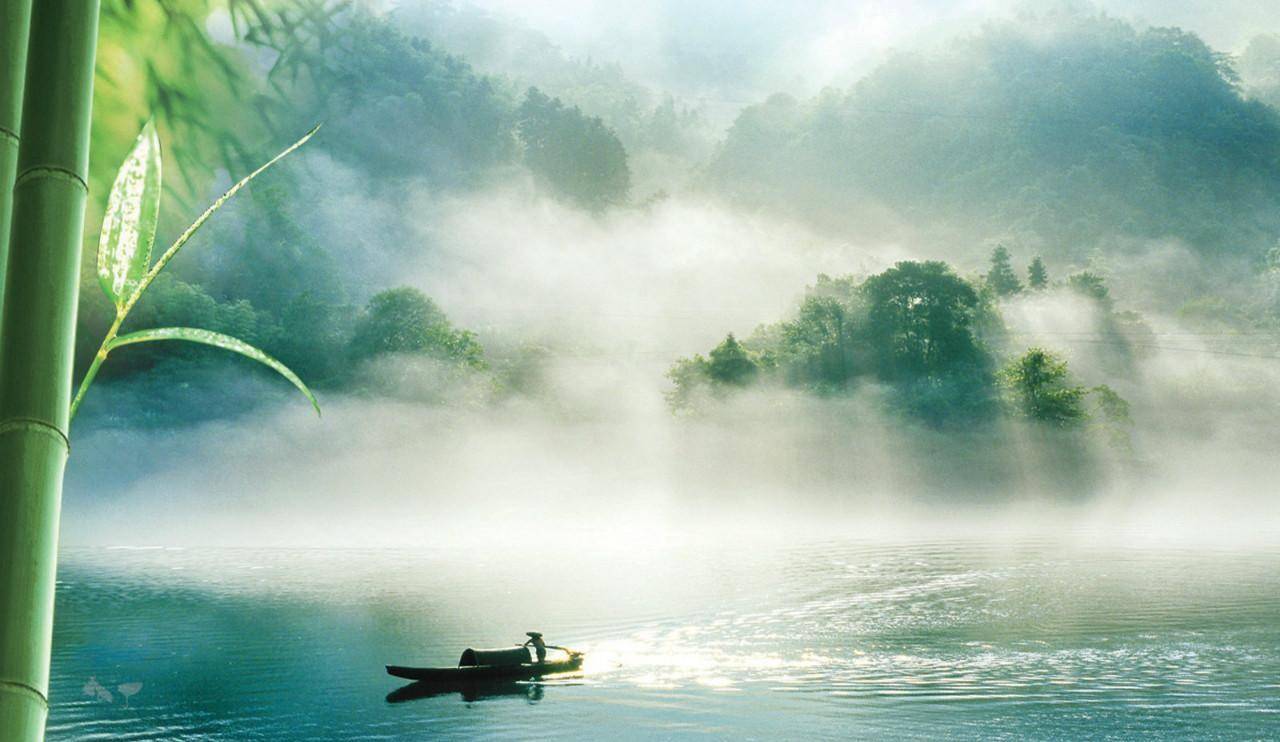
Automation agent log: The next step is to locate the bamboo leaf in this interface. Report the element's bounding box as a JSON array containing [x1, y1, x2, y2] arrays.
[[123, 124, 320, 313], [107, 327, 321, 415], [97, 119, 162, 310]]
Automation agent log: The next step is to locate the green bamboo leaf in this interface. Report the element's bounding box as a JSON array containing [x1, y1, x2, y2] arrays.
[[121, 123, 320, 313], [107, 327, 321, 415], [97, 119, 162, 309]]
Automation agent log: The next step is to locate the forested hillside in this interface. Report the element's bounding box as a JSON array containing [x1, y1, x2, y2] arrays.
[[76, 2, 634, 423], [73, 2, 1280, 431], [709, 13, 1280, 257]]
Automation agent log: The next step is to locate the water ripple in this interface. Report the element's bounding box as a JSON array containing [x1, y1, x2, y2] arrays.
[[48, 539, 1280, 740]]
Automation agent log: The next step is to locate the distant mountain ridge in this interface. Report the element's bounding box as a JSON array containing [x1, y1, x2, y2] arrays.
[[707, 11, 1280, 259]]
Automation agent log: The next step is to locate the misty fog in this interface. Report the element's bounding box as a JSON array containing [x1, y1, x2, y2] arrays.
[[65, 0, 1280, 547]]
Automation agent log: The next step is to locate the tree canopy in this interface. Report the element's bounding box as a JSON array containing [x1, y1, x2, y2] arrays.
[[863, 261, 987, 382], [986, 246, 1023, 297], [348, 287, 484, 369], [517, 87, 631, 210], [669, 261, 1002, 425], [666, 259, 1145, 437], [999, 348, 1088, 428], [708, 11, 1280, 258], [1027, 257, 1049, 290]]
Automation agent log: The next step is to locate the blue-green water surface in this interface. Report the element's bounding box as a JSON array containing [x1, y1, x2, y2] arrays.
[[47, 537, 1280, 740]]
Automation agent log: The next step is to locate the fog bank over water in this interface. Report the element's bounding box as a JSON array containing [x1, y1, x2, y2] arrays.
[[68, 185, 1280, 548], [64, 346, 1280, 549]]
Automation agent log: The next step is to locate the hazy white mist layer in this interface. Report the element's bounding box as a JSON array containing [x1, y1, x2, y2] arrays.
[[66, 184, 1280, 547], [405, 183, 908, 354], [64, 0, 1280, 547], [423, 0, 1280, 105]]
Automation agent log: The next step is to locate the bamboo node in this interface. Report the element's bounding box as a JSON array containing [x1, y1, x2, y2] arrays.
[[13, 165, 88, 194], [0, 678, 49, 711], [0, 417, 70, 454]]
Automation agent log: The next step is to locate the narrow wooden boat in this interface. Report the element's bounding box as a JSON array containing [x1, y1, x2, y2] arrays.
[[386, 646, 583, 683]]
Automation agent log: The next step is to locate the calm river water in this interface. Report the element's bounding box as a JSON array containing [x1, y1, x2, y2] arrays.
[[47, 536, 1280, 740]]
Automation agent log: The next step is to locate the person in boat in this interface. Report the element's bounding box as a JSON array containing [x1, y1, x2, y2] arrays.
[[523, 631, 548, 663]]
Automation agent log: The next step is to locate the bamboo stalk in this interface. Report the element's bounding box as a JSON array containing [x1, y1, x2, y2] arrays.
[[0, 2, 100, 741], [0, 0, 32, 322]]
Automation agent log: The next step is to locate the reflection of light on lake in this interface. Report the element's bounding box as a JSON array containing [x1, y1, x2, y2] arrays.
[[580, 634, 828, 692], [47, 539, 1280, 739]]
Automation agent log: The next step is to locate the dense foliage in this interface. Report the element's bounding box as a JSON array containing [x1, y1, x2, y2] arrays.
[[348, 287, 484, 369], [517, 87, 631, 209], [998, 348, 1088, 428], [986, 246, 1023, 297], [668, 258, 1136, 444], [392, 0, 712, 163], [264, 13, 514, 183], [1027, 257, 1049, 290], [708, 11, 1280, 257], [668, 261, 1005, 425], [76, 6, 634, 412]]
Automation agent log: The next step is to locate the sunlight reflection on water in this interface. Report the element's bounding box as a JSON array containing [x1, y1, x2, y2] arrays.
[[48, 536, 1280, 740]]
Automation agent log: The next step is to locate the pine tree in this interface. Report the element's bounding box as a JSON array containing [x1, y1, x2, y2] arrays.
[[1027, 256, 1048, 289], [985, 245, 1023, 296]]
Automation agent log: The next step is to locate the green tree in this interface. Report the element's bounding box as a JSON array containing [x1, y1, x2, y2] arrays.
[[665, 354, 711, 412], [666, 263, 1001, 423], [706, 333, 758, 386], [176, 181, 347, 330], [665, 334, 762, 411], [999, 348, 1088, 427], [863, 261, 996, 423], [1067, 271, 1110, 304], [84, 275, 290, 380], [240, 10, 513, 183], [862, 261, 986, 379], [777, 296, 858, 390], [762, 273, 871, 392], [517, 86, 630, 210], [1089, 383, 1133, 451], [986, 245, 1023, 296], [272, 291, 354, 385], [348, 287, 484, 368], [1027, 256, 1048, 289]]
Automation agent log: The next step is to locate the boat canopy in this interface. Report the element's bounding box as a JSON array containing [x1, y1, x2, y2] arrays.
[[458, 647, 530, 667]]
